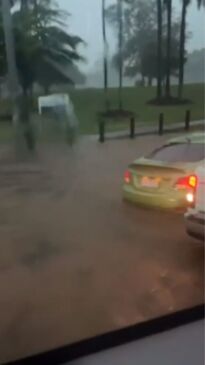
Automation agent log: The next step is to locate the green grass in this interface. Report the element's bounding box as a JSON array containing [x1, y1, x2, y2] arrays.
[[70, 83, 204, 134], [0, 83, 204, 142], [0, 123, 13, 142]]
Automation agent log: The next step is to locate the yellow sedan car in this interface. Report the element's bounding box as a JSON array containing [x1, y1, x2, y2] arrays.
[[123, 132, 205, 210]]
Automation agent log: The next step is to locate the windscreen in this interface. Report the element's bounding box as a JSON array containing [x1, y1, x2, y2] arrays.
[[0, 0, 204, 364]]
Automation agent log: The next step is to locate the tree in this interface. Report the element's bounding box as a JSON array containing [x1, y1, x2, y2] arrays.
[[106, 0, 158, 85], [197, 0, 205, 6], [178, 0, 205, 99], [117, 0, 123, 109], [102, 0, 109, 109], [102, 0, 124, 110], [157, 0, 162, 99], [178, 0, 189, 100], [106, 0, 181, 89], [1, 0, 20, 124], [1, 0, 84, 95], [164, 0, 172, 98], [0, 0, 84, 149], [19, 1, 84, 94]]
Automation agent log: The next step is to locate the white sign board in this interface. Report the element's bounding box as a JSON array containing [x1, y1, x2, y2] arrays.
[[38, 93, 78, 129], [38, 94, 70, 115]]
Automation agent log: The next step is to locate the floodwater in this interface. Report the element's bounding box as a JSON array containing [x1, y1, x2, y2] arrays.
[[0, 135, 203, 363]]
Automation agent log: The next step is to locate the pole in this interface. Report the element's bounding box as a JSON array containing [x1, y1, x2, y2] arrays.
[[185, 110, 190, 131], [99, 118, 105, 143], [159, 113, 164, 135], [102, 0, 109, 110], [130, 117, 135, 139], [165, 0, 172, 99], [117, 0, 123, 110], [2, 0, 20, 125], [157, 0, 162, 100], [178, 1, 186, 100]]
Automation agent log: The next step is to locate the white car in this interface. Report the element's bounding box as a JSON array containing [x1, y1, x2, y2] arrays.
[[185, 165, 205, 241]]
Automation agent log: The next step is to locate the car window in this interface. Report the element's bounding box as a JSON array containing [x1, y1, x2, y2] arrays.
[[148, 143, 205, 163]]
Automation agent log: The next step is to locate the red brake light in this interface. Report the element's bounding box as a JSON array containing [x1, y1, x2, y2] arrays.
[[176, 175, 197, 190], [124, 170, 132, 184]]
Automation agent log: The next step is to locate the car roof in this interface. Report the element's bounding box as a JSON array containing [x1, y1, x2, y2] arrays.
[[167, 132, 205, 144]]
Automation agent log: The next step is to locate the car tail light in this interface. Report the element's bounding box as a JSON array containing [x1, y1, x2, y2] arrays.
[[124, 170, 132, 184], [186, 192, 194, 204], [175, 175, 197, 190]]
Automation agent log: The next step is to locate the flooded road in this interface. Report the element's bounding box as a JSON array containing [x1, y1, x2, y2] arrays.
[[0, 135, 203, 363]]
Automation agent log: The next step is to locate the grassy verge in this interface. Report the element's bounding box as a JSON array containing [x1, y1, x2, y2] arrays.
[[0, 83, 204, 141], [0, 123, 13, 143], [70, 83, 204, 134]]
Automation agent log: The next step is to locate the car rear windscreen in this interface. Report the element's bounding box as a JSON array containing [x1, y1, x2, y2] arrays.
[[149, 143, 205, 162]]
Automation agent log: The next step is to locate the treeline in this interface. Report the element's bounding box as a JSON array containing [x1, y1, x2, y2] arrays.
[[105, 0, 204, 103]]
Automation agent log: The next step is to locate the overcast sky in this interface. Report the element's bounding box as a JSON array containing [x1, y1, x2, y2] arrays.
[[57, 0, 205, 71]]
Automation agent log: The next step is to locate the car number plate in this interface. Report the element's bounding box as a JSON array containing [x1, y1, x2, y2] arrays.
[[141, 176, 160, 188]]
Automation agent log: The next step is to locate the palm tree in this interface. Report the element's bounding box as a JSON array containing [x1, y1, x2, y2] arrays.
[[164, 0, 172, 99], [178, 0, 205, 99], [117, 0, 123, 110], [178, 0, 190, 100], [1, 0, 20, 124], [102, 0, 109, 109], [197, 0, 205, 6], [156, 0, 162, 100], [20, 0, 29, 11], [11, 1, 84, 95]]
